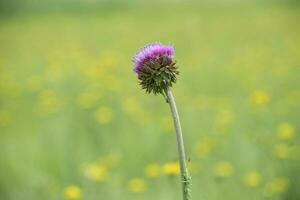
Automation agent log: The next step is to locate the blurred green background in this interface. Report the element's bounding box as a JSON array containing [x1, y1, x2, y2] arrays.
[[0, 0, 299, 200]]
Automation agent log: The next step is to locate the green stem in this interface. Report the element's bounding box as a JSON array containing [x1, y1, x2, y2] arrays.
[[164, 87, 191, 200]]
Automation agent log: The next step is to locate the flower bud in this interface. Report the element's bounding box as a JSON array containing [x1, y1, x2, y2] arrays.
[[132, 42, 179, 94]]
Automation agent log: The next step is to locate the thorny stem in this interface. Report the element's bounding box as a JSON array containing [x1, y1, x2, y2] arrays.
[[164, 87, 191, 200]]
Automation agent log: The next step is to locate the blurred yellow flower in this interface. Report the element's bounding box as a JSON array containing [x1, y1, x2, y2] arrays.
[[264, 177, 290, 197], [0, 110, 12, 127], [76, 91, 101, 109], [243, 171, 262, 188], [277, 122, 295, 142], [83, 163, 108, 182], [64, 185, 82, 200], [214, 161, 234, 178], [95, 106, 114, 124], [250, 90, 270, 107], [144, 163, 160, 178], [128, 178, 146, 193], [162, 162, 180, 176]]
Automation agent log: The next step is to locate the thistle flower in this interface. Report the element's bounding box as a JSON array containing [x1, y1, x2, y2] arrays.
[[132, 43, 191, 200], [132, 42, 179, 94]]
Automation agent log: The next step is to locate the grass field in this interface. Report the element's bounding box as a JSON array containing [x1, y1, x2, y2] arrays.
[[0, 2, 300, 200]]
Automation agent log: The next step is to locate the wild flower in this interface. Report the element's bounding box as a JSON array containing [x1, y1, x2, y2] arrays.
[[250, 90, 270, 107], [132, 42, 178, 94], [243, 171, 262, 188], [162, 162, 180, 176], [128, 178, 146, 193], [263, 177, 290, 197], [133, 43, 191, 200], [63, 185, 82, 200], [83, 162, 108, 182], [144, 163, 161, 178], [277, 122, 295, 142]]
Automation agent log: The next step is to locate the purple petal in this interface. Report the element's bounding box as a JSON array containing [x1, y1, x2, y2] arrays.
[[132, 42, 174, 73]]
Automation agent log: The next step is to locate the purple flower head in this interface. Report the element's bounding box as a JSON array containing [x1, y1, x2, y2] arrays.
[[132, 42, 179, 94], [132, 43, 174, 73]]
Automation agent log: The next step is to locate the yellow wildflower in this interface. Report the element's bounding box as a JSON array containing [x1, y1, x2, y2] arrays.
[[83, 163, 108, 182], [64, 185, 82, 200], [277, 122, 295, 142], [162, 162, 180, 176], [264, 177, 290, 197], [144, 163, 160, 178], [214, 161, 234, 178], [95, 106, 113, 124], [251, 90, 270, 107], [243, 171, 262, 188], [128, 178, 146, 193]]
